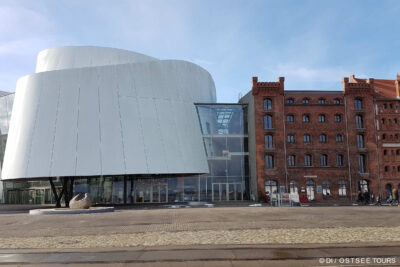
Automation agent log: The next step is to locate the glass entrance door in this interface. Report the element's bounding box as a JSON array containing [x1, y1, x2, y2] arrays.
[[134, 183, 168, 203], [212, 183, 243, 201]]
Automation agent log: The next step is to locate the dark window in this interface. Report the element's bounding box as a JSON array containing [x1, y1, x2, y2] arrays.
[[384, 103, 387, 109], [333, 98, 340, 105], [266, 155, 274, 169], [305, 154, 312, 166], [384, 150, 387, 155], [355, 115, 363, 128], [302, 98, 309, 104], [302, 114, 310, 122], [318, 98, 326, 104], [398, 166, 400, 172], [288, 134, 295, 143], [265, 135, 273, 149], [395, 119, 398, 124], [385, 166, 388, 172], [381, 118, 385, 124], [336, 134, 343, 142], [321, 154, 328, 166], [354, 99, 363, 110], [286, 98, 294, 104], [390, 104, 393, 109], [359, 154, 366, 173], [288, 155, 296, 166], [397, 150, 400, 155], [264, 99, 272, 110], [334, 114, 342, 122], [264, 115, 273, 129], [318, 114, 326, 122], [320, 134, 327, 143], [287, 115, 294, 122], [304, 134, 311, 143], [357, 134, 364, 148], [383, 134, 386, 140], [337, 154, 344, 166]]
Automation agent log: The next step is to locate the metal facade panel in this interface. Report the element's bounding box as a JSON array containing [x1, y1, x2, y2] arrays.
[[50, 70, 80, 177], [154, 99, 183, 173], [138, 98, 168, 173], [75, 68, 101, 176], [119, 96, 148, 174], [3, 75, 42, 178], [26, 72, 60, 177], [98, 66, 125, 174]]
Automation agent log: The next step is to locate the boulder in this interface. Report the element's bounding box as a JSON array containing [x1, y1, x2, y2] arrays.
[[69, 193, 92, 209]]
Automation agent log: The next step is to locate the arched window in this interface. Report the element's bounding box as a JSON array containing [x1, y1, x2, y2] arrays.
[[355, 115, 363, 128], [337, 154, 344, 166], [287, 134, 295, 143], [354, 99, 363, 110], [334, 114, 342, 122], [336, 134, 343, 142], [382, 134, 386, 140], [318, 114, 326, 122], [290, 181, 298, 194], [333, 98, 341, 105], [288, 155, 296, 166], [357, 134, 364, 148], [385, 183, 392, 198], [306, 180, 315, 200], [381, 118, 385, 124], [264, 99, 272, 110], [338, 181, 346, 196], [359, 179, 369, 193], [305, 154, 312, 166], [320, 134, 327, 143], [318, 98, 326, 104], [321, 154, 328, 166], [302, 114, 310, 122], [265, 180, 278, 194], [359, 154, 366, 173], [302, 98, 309, 104], [265, 135, 273, 149], [322, 181, 331, 196], [264, 115, 273, 129], [287, 114, 294, 122], [304, 134, 311, 143], [265, 155, 274, 169], [286, 98, 294, 104], [385, 166, 388, 172]]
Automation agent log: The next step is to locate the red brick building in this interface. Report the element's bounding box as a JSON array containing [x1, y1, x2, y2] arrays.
[[240, 74, 400, 202]]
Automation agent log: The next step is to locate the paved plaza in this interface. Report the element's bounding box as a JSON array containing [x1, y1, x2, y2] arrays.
[[0, 205, 400, 265]]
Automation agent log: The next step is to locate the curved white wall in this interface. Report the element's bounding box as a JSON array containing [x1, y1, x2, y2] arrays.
[[2, 47, 216, 179]]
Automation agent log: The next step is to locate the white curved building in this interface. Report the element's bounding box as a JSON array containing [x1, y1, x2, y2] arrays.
[[1, 46, 216, 180]]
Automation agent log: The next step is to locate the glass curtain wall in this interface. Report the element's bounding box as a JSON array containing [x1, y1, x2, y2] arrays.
[[196, 104, 249, 201]]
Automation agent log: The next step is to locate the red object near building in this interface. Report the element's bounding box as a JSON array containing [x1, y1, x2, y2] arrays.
[[264, 194, 269, 204], [299, 193, 309, 204]]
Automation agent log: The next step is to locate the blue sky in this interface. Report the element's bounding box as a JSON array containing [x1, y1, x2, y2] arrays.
[[0, 0, 399, 102]]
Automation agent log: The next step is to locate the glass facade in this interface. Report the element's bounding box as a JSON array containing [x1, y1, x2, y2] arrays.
[[3, 103, 249, 204]]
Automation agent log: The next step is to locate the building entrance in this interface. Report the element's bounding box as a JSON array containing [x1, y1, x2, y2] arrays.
[[133, 183, 168, 203], [212, 183, 243, 201]]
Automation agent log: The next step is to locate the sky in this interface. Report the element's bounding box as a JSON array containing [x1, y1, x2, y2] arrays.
[[0, 0, 400, 102]]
